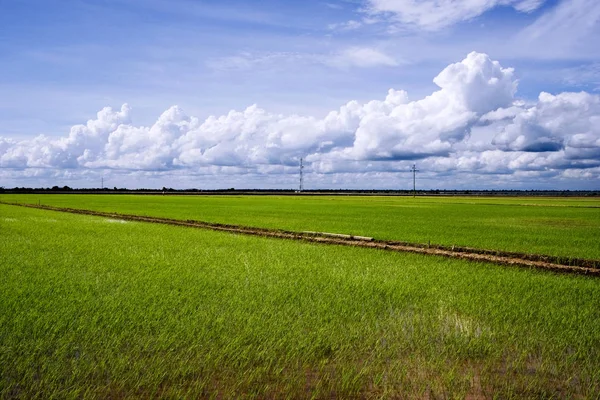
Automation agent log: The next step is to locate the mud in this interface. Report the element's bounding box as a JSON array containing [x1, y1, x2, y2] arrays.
[[4, 201, 599, 277]]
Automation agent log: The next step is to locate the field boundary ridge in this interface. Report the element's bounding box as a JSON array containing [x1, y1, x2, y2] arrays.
[[3, 201, 599, 277]]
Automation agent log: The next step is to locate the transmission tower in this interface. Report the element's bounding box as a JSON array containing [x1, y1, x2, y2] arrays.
[[299, 158, 304, 192], [410, 164, 419, 197]]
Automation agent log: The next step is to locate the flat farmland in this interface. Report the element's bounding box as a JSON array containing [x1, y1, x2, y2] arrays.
[[3, 194, 599, 259], [1, 203, 600, 398]]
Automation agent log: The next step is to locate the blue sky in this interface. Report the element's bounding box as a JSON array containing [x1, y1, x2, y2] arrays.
[[1, 0, 599, 189]]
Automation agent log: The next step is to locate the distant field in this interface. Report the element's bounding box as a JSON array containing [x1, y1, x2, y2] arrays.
[[1, 204, 600, 398], [3, 194, 599, 259]]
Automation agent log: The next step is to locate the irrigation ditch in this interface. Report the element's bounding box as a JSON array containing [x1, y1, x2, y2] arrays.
[[4, 201, 600, 277]]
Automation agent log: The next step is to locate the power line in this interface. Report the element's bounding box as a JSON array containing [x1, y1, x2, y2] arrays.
[[410, 164, 419, 197], [299, 158, 304, 192]]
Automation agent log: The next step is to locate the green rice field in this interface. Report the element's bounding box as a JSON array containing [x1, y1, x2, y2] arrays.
[[1, 198, 600, 398], [2, 194, 599, 259]]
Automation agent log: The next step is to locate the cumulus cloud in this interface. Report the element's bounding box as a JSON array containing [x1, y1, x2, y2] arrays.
[[366, 0, 546, 31], [487, 92, 600, 157], [1, 51, 599, 188], [327, 52, 516, 161]]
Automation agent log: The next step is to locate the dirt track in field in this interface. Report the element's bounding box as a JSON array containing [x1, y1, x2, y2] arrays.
[[4, 201, 600, 277]]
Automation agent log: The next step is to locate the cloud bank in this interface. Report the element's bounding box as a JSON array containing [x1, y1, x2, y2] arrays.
[[1, 52, 599, 189]]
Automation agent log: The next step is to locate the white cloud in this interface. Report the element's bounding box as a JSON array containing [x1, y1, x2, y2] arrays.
[[207, 47, 400, 71], [328, 20, 363, 31], [365, 0, 546, 31], [205, 52, 304, 71], [561, 63, 600, 91], [326, 47, 400, 68], [519, 0, 600, 43], [490, 91, 600, 153], [511, 0, 600, 60], [1, 52, 599, 188]]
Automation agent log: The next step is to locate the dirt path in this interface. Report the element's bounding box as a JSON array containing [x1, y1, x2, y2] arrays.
[[4, 202, 599, 277]]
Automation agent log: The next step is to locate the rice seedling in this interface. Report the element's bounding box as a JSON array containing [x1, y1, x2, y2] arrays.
[[3, 194, 599, 259], [1, 204, 599, 398]]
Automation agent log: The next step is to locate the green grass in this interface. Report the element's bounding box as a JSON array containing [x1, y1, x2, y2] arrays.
[[3, 194, 599, 259], [1, 204, 600, 398]]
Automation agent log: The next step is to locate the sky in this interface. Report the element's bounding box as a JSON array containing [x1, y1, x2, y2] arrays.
[[1, 0, 600, 190]]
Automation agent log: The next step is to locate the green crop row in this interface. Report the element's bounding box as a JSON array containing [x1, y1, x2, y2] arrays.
[[1, 204, 599, 398], [3, 194, 599, 259]]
